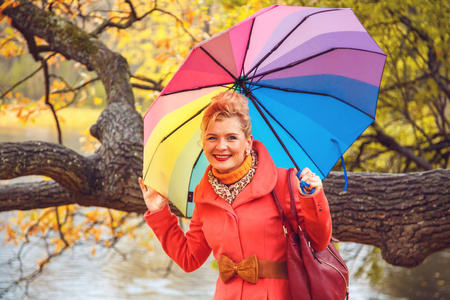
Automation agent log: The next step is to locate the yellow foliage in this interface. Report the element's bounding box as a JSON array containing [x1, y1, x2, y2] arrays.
[[55, 240, 65, 252], [93, 97, 103, 105], [0, 20, 25, 57], [35, 36, 48, 46], [155, 38, 172, 50], [183, 10, 196, 26], [79, 129, 100, 154], [37, 258, 47, 267], [145, 243, 153, 252], [94, 230, 101, 242], [6, 224, 17, 244], [155, 52, 170, 64], [85, 210, 100, 223], [0, 0, 20, 20], [77, 90, 87, 107]]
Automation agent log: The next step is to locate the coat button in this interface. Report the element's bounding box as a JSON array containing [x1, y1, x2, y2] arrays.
[[318, 203, 322, 206], [319, 208, 323, 212]]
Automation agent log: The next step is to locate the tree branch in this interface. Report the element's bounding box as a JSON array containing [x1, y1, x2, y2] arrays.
[[0, 177, 147, 214], [324, 169, 450, 267], [371, 121, 434, 170], [40, 56, 63, 144], [3, 2, 133, 105], [0, 181, 74, 211], [394, 12, 450, 99], [131, 74, 164, 91], [88, 0, 157, 37], [0, 65, 42, 99], [0, 141, 89, 192], [379, 74, 431, 93], [131, 82, 163, 91]]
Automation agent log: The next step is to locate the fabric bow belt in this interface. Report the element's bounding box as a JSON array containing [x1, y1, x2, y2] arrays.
[[218, 254, 288, 284]]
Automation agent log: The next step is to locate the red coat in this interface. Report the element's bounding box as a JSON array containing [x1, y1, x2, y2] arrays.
[[144, 141, 332, 300]]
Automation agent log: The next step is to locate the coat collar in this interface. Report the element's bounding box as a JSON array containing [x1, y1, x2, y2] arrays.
[[195, 141, 278, 212]]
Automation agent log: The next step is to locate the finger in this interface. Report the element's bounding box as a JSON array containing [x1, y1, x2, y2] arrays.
[[308, 178, 322, 189], [307, 175, 320, 183], [302, 173, 314, 183], [138, 177, 148, 192], [305, 176, 322, 190], [299, 167, 311, 179]]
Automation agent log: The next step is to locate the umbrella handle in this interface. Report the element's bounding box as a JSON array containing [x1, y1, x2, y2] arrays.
[[296, 170, 315, 195]]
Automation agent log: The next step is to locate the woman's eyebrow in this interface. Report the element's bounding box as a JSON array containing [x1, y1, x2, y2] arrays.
[[206, 132, 240, 136]]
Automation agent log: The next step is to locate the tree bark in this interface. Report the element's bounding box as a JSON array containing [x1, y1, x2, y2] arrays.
[[0, 1, 449, 269], [324, 169, 450, 267], [0, 141, 89, 192]]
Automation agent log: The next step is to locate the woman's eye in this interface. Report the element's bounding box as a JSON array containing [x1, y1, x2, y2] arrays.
[[207, 136, 217, 140], [228, 136, 237, 140]]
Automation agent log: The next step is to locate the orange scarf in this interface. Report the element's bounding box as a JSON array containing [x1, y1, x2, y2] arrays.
[[212, 153, 253, 185]]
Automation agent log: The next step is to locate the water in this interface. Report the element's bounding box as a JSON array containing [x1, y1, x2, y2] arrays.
[[0, 228, 217, 300], [0, 224, 397, 300], [1, 122, 448, 299]]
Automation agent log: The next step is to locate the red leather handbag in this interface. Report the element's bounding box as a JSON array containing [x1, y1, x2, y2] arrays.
[[272, 168, 349, 300]]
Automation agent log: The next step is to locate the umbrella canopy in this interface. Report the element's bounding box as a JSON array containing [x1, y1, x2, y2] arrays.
[[142, 5, 386, 217]]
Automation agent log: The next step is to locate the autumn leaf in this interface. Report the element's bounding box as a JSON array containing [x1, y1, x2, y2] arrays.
[[6, 224, 16, 242], [37, 258, 47, 267], [93, 97, 103, 105]]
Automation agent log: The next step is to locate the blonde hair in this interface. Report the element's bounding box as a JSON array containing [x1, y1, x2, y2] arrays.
[[201, 91, 252, 143]]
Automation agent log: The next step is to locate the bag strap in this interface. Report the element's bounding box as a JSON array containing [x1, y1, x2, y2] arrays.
[[287, 168, 309, 233], [271, 189, 293, 236], [287, 168, 301, 231], [272, 167, 301, 236]]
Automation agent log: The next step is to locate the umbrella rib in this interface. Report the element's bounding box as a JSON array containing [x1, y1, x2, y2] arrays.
[[249, 93, 325, 177], [161, 83, 236, 97], [240, 18, 256, 79], [188, 149, 205, 197], [199, 46, 237, 81], [161, 104, 210, 143], [252, 82, 375, 119], [245, 91, 324, 176], [254, 47, 387, 79], [246, 8, 342, 77], [143, 104, 210, 182]]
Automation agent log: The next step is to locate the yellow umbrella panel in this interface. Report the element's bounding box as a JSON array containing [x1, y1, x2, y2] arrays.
[[143, 87, 228, 217]]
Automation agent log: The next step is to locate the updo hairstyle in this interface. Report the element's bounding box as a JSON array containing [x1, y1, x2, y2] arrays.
[[200, 91, 252, 143]]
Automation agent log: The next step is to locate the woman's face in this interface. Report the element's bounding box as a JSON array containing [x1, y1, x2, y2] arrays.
[[203, 116, 253, 174]]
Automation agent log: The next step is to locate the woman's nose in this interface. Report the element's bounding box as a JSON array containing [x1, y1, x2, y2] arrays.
[[217, 138, 227, 149]]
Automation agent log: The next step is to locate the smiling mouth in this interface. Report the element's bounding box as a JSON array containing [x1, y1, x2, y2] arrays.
[[214, 155, 231, 161]]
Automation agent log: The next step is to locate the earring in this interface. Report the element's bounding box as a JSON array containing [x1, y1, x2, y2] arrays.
[[246, 149, 250, 156]]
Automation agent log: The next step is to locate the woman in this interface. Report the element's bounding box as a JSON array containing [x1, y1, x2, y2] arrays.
[[139, 91, 332, 300]]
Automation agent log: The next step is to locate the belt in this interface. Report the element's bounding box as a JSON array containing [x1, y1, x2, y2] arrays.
[[218, 254, 288, 284]]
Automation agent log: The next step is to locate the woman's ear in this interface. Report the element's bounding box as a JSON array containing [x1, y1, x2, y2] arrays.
[[246, 134, 253, 150]]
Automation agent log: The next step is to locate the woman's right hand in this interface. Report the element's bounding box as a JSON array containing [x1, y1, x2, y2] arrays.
[[138, 177, 169, 213]]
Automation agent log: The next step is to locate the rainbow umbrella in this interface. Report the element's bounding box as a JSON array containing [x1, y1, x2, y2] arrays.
[[143, 5, 386, 217]]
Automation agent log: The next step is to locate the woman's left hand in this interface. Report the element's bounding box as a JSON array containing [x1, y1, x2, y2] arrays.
[[298, 167, 323, 196]]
